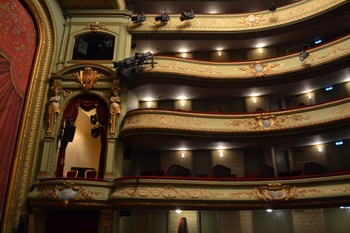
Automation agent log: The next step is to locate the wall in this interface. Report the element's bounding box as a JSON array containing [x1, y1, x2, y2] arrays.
[[291, 145, 326, 171], [212, 149, 245, 177], [161, 150, 192, 172], [292, 209, 326, 233], [64, 108, 100, 175], [169, 210, 197, 233]]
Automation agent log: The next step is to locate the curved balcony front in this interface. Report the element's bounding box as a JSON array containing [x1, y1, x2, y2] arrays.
[[27, 173, 350, 210], [128, 0, 346, 34], [120, 97, 350, 144], [126, 34, 350, 90]]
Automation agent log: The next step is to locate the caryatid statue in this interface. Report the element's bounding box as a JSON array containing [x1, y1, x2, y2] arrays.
[[47, 86, 62, 135], [109, 86, 121, 135]]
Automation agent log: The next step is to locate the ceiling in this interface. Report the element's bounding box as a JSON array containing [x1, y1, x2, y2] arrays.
[[57, 0, 350, 150]]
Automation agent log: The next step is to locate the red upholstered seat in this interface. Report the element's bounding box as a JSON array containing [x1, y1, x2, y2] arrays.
[[66, 170, 78, 178], [85, 170, 97, 179]]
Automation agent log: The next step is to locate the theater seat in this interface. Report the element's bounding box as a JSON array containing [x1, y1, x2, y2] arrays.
[[65, 170, 78, 178], [85, 170, 97, 179]]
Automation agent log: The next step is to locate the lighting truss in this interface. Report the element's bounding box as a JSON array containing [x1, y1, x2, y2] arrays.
[[113, 51, 155, 78]]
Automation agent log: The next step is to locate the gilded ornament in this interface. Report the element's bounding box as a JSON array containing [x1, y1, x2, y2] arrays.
[[47, 86, 62, 135], [254, 183, 298, 203], [54, 181, 85, 205], [256, 113, 279, 129], [109, 86, 121, 135], [71, 67, 103, 91], [116, 184, 221, 200], [85, 21, 108, 32]]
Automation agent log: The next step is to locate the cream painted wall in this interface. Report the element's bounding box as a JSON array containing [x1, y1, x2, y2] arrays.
[[169, 210, 197, 233], [161, 150, 192, 172], [291, 145, 327, 171], [64, 108, 100, 175], [212, 149, 245, 177], [292, 209, 326, 233]]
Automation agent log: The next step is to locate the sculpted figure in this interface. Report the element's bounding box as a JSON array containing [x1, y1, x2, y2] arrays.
[[47, 86, 62, 135], [109, 87, 121, 135]]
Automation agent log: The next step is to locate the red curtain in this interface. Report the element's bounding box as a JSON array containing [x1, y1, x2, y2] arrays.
[[56, 95, 108, 179], [0, 57, 25, 218]]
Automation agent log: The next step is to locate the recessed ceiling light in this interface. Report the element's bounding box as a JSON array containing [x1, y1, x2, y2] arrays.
[[179, 49, 188, 53]]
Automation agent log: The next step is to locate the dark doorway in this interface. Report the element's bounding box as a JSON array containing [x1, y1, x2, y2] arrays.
[[45, 210, 99, 233]]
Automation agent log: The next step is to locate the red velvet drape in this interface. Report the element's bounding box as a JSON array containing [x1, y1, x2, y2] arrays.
[[0, 0, 37, 220], [0, 57, 24, 218], [56, 95, 108, 179]]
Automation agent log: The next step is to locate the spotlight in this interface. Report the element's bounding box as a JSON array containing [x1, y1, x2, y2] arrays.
[[155, 12, 170, 22], [91, 127, 100, 138], [131, 11, 146, 23], [90, 114, 98, 125], [299, 49, 309, 61], [286, 44, 310, 61], [180, 9, 195, 21], [268, 2, 277, 12], [113, 51, 155, 78]]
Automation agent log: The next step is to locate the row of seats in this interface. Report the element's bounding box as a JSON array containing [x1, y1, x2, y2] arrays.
[[141, 162, 328, 179], [65, 169, 97, 179]]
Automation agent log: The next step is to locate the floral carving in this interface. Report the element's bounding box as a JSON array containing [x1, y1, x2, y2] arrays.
[[85, 21, 108, 32], [225, 113, 311, 130], [276, 114, 311, 125], [69, 67, 103, 91], [332, 103, 350, 115], [235, 62, 283, 77], [37, 181, 103, 205], [229, 183, 325, 203], [116, 185, 221, 200], [0, 0, 36, 96], [155, 61, 223, 75], [125, 114, 207, 128], [333, 186, 350, 193]]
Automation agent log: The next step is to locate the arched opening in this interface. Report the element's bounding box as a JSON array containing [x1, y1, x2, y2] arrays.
[[56, 95, 109, 179], [72, 32, 115, 60]]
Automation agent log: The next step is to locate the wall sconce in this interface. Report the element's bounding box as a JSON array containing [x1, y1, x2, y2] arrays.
[[147, 102, 151, 108], [181, 152, 185, 158], [317, 145, 323, 152], [307, 93, 312, 99], [253, 97, 257, 103], [181, 100, 185, 106], [175, 209, 182, 214], [258, 48, 263, 53], [219, 151, 224, 157]]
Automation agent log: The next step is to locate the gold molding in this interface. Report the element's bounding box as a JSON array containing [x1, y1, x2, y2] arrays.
[[149, 34, 350, 79], [3, 0, 56, 229], [85, 21, 108, 32]]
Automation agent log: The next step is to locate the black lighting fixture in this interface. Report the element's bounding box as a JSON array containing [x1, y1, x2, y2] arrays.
[[299, 49, 309, 61], [131, 41, 136, 49], [180, 9, 195, 21], [286, 44, 310, 62], [91, 127, 100, 138], [155, 11, 170, 22], [90, 114, 98, 125], [131, 11, 146, 23], [268, 2, 277, 12], [113, 51, 155, 78]]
